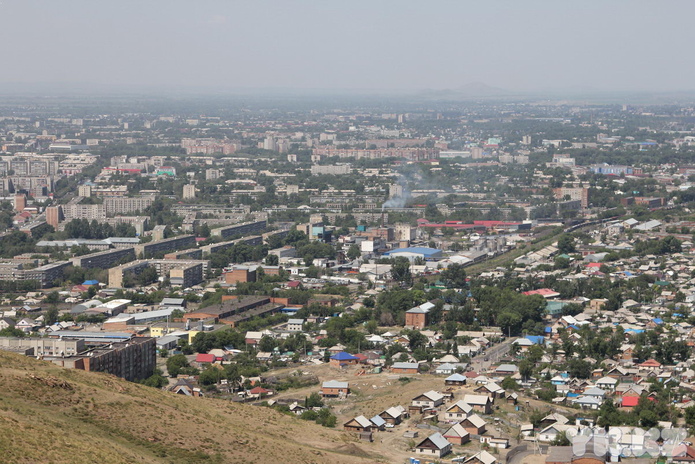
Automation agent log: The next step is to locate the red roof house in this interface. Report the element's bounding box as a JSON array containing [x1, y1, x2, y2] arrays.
[[195, 353, 215, 364], [621, 396, 639, 409], [522, 288, 560, 298]]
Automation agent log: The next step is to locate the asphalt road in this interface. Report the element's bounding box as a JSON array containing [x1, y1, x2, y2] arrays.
[[470, 337, 517, 372]]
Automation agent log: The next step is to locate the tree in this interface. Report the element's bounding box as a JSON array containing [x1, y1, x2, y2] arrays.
[[199, 366, 222, 386], [557, 235, 576, 254], [347, 244, 361, 261], [391, 257, 412, 286], [166, 354, 190, 377], [44, 291, 61, 305], [567, 358, 591, 379], [305, 392, 324, 408], [140, 369, 167, 388], [518, 360, 533, 381], [501, 376, 519, 391], [0, 327, 24, 337], [440, 263, 467, 288], [550, 431, 571, 446], [259, 336, 277, 352], [44, 307, 59, 326], [265, 254, 279, 266]]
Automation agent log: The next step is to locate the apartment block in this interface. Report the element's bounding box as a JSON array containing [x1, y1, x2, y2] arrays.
[[169, 262, 204, 288], [109, 259, 207, 288], [45, 205, 64, 228], [210, 220, 267, 239], [103, 195, 155, 215], [62, 203, 106, 220], [310, 164, 351, 175], [0, 261, 72, 288], [70, 247, 135, 269], [134, 235, 196, 258]]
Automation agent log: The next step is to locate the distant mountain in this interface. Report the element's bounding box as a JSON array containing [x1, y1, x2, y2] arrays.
[[0, 351, 377, 464]]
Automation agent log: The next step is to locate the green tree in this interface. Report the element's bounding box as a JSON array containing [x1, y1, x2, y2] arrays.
[[557, 235, 576, 254], [550, 431, 571, 446], [440, 263, 467, 288], [501, 376, 519, 391], [140, 369, 167, 388], [347, 244, 361, 260], [305, 392, 324, 408], [44, 307, 59, 326], [166, 354, 190, 377], [391, 257, 412, 286]]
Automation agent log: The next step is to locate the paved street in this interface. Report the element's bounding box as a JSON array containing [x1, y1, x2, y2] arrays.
[[470, 337, 517, 372]]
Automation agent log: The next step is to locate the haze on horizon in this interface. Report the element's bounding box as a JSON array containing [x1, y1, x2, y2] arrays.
[[1, 0, 693, 95]]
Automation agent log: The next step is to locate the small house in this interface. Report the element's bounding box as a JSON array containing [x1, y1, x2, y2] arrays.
[[344, 415, 372, 433], [329, 351, 359, 368], [414, 432, 452, 458], [321, 380, 349, 397], [460, 414, 487, 435], [411, 390, 444, 409], [444, 373, 467, 386], [379, 405, 407, 425], [443, 423, 471, 445], [392, 361, 419, 374], [462, 394, 493, 414], [444, 400, 473, 422]]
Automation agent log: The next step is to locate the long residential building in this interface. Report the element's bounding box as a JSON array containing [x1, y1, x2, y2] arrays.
[[312, 147, 439, 161], [210, 220, 267, 239], [103, 195, 156, 215], [70, 247, 135, 269], [0, 261, 71, 288], [134, 235, 196, 258]]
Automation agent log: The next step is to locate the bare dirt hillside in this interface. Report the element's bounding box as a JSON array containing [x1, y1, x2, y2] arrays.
[[0, 351, 384, 464]]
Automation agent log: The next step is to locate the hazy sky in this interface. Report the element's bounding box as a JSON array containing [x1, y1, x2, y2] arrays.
[[1, 0, 693, 93]]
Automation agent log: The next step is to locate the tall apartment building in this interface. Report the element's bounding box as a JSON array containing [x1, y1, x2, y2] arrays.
[[183, 184, 196, 200], [0, 178, 14, 194], [389, 184, 404, 198], [8, 158, 59, 176], [394, 223, 416, 242], [553, 187, 589, 209], [205, 168, 221, 180], [45, 205, 63, 228], [170, 263, 204, 288], [50, 337, 156, 382], [181, 138, 239, 155], [14, 194, 26, 212]]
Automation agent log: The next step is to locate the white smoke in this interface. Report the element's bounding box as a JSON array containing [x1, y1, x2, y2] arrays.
[[382, 176, 411, 209]]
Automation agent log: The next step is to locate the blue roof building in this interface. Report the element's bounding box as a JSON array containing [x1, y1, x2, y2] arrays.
[[383, 247, 442, 261], [330, 351, 358, 361]]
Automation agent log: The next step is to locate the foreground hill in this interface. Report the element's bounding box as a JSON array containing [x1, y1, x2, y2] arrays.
[[0, 351, 381, 464]]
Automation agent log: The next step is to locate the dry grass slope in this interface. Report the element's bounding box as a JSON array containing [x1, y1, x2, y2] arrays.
[[0, 351, 384, 464]]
